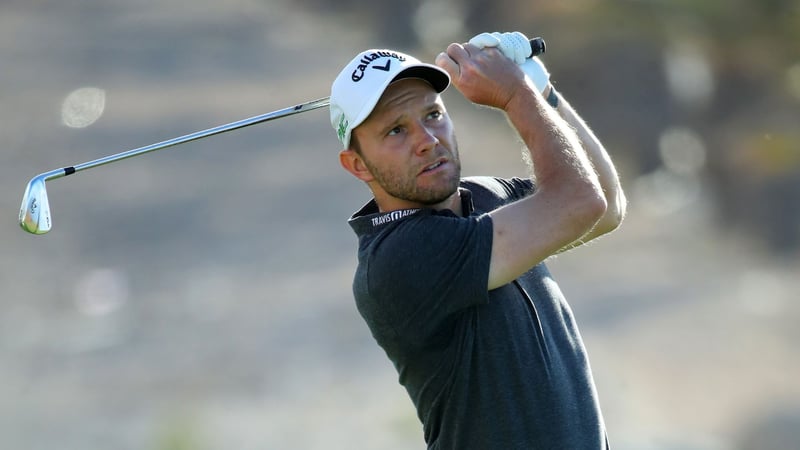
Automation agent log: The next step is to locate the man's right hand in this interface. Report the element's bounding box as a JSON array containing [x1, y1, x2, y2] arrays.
[[434, 42, 530, 111]]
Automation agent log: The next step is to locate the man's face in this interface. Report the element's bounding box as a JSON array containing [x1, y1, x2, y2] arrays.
[[350, 78, 461, 211]]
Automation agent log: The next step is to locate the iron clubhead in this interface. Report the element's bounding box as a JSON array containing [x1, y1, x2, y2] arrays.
[[19, 174, 52, 234]]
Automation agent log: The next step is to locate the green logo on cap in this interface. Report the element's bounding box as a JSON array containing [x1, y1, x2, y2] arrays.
[[337, 116, 349, 144]]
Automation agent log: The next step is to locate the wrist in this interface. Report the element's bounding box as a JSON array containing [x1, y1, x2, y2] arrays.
[[519, 58, 550, 93], [544, 85, 559, 109]]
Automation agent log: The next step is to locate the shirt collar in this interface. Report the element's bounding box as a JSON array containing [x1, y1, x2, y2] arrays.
[[348, 186, 474, 235]]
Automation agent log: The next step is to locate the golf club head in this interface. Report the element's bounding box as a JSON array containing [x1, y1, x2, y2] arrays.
[[19, 174, 52, 234]]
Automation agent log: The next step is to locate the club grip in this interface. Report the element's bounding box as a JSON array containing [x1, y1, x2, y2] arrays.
[[529, 37, 546, 57]]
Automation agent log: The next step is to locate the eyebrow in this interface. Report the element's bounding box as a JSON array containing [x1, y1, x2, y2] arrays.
[[376, 103, 443, 138], [366, 88, 443, 137], [376, 95, 441, 122]]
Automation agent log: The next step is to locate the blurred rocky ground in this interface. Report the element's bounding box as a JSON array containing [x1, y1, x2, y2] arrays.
[[1, 1, 798, 449]]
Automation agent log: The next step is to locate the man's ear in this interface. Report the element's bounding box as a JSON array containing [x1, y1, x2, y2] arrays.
[[339, 149, 374, 182]]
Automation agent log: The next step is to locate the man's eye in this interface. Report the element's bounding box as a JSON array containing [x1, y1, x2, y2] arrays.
[[387, 126, 402, 136], [428, 111, 442, 120]]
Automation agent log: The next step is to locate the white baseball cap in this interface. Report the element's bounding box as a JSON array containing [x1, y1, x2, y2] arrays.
[[330, 49, 450, 149]]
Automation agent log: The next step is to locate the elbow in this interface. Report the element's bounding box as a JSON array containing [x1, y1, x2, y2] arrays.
[[611, 188, 628, 227], [586, 188, 609, 227], [605, 186, 628, 229], [593, 186, 627, 235], [573, 183, 608, 234]]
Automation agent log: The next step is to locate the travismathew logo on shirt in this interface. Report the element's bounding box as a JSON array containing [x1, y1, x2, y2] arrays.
[[351, 51, 407, 82], [370, 208, 420, 227]]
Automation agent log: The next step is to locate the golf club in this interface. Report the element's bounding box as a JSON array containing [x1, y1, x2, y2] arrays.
[[18, 37, 545, 235], [18, 97, 331, 235]]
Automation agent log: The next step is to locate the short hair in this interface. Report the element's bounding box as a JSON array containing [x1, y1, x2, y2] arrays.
[[350, 133, 363, 156]]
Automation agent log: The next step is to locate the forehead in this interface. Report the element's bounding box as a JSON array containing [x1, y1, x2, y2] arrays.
[[370, 78, 441, 117]]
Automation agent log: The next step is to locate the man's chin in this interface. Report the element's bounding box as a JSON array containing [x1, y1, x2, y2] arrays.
[[416, 186, 460, 207]]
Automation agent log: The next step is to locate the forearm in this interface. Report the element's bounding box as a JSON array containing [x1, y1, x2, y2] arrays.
[[547, 86, 627, 236], [484, 80, 607, 288], [505, 84, 599, 195]]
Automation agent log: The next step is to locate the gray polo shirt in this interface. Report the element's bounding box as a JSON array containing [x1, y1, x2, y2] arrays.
[[347, 176, 609, 450]]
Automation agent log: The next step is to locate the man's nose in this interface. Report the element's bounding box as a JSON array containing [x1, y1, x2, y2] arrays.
[[411, 122, 439, 155]]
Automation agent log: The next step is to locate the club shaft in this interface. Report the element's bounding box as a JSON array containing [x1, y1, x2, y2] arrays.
[[49, 96, 330, 181], [38, 37, 545, 182]]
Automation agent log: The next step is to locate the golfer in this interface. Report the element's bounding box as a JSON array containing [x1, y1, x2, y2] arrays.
[[330, 31, 625, 449]]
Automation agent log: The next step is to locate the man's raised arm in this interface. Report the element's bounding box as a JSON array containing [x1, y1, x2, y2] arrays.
[[436, 43, 606, 290]]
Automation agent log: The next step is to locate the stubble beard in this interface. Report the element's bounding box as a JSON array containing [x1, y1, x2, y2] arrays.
[[365, 146, 462, 206]]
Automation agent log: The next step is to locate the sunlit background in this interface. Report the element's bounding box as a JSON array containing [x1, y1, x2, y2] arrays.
[[2, 1, 799, 449]]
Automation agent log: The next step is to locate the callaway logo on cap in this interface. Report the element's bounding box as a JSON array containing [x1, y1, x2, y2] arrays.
[[330, 49, 450, 149]]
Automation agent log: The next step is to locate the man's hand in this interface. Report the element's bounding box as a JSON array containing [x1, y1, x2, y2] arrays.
[[434, 43, 529, 110], [468, 31, 551, 93]]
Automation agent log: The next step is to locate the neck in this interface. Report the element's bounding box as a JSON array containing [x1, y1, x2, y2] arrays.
[[374, 190, 462, 216]]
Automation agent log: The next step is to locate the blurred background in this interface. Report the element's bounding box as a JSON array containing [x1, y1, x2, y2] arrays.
[[2, 0, 799, 449]]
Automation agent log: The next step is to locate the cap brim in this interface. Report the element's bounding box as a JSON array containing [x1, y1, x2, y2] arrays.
[[392, 65, 450, 93]]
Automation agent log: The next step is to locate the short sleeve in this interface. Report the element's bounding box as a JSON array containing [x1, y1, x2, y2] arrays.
[[355, 212, 493, 346]]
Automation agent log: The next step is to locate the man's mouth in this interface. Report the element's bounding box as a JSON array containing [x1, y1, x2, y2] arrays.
[[421, 159, 446, 174]]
